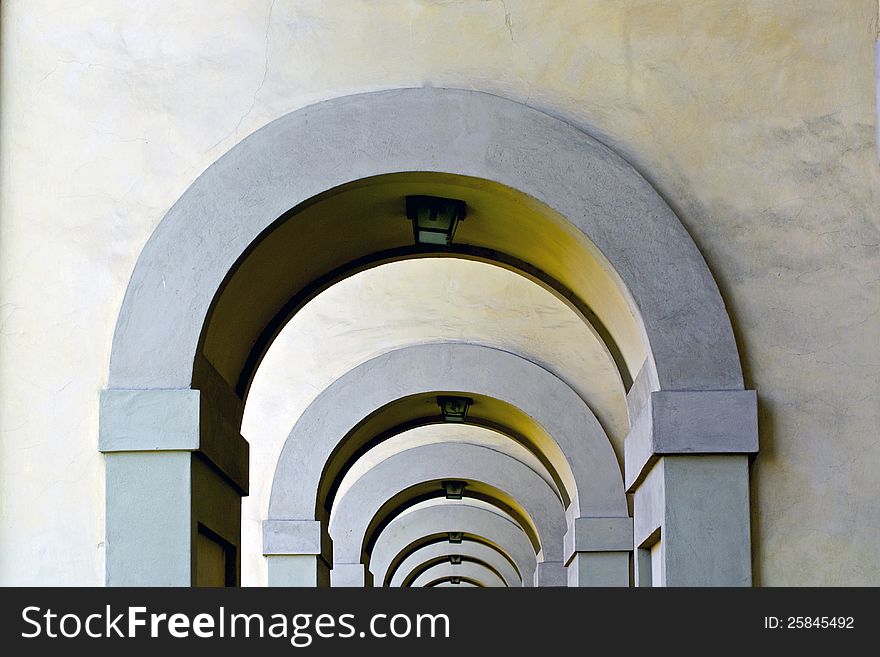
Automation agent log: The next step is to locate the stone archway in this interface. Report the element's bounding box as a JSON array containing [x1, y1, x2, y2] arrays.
[[327, 442, 568, 587], [101, 87, 757, 587], [390, 541, 521, 588], [263, 342, 629, 586], [370, 503, 538, 588], [411, 562, 507, 588]]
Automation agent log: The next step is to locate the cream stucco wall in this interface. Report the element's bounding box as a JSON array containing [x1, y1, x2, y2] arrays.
[[0, 0, 877, 585]]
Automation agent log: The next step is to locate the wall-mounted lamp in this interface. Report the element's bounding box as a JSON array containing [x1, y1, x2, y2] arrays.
[[449, 555, 462, 565], [449, 576, 461, 585], [441, 480, 466, 500], [437, 396, 473, 423], [448, 532, 463, 544], [405, 195, 467, 246]]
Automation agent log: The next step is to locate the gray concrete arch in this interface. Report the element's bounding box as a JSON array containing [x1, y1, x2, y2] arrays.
[[102, 87, 757, 587], [269, 343, 627, 524], [403, 556, 507, 587], [108, 87, 742, 395], [411, 562, 506, 588], [328, 442, 566, 586], [390, 542, 521, 588], [433, 581, 479, 588], [369, 504, 537, 588]]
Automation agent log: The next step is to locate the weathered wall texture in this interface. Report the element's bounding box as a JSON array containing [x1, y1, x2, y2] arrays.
[[0, 1, 877, 585]]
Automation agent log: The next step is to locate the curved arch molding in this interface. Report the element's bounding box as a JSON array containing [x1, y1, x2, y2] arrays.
[[391, 541, 521, 588], [101, 88, 758, 587], [269, 343, 627, 522], [108, 87, 742, 393], [327, 442, 567, 586], [412, 562, 506, 588], [371, 504, 538, 588]]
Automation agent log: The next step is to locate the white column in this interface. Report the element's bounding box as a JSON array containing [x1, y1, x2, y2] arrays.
[[101, 389, 200, 586], [264, 519, 331, 586], [104, 451, 193, 585], [626, 390, 758, 587], [100, 389, 248, 586], [533, 560, 567, 587], [331, 563, 371, 587], [564, 516, 632, 587]]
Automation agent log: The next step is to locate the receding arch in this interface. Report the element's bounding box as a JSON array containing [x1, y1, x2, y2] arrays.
[[411, 562, 506, 588], [328, 443, 566, 574], [430, 579, 482, 588], [109, 87, 742, 397], [332, 423, 561, 519], [390, 541, 521, 588], [269, 343, 627, 525], [370, 504, 537, 588], [102, 87, 754, 588], [382, 508, 523, 588], [238, 245, 632, 399], [355, 481, 544, 557], [402, 555, 506, 588], [325, 403, 566, 512]]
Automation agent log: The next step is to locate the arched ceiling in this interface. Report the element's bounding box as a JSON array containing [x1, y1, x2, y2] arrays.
[[331, 424, 559, 523], [317, 391, 575, 513], [205, 173, 645, 400], [355, 477, 546, 556], [371, 499, 536, 588], [241, 257, 630, 585], [396, 497, 521, 527]]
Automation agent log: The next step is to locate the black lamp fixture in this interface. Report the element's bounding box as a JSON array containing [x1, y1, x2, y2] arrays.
[[405, 195, 467, 246], [448, 532, 463, 544], [437, 395, 473, 423], [449, 555, 462, 565], [441, 480, 466, 500], [449, 576, 462, 585]]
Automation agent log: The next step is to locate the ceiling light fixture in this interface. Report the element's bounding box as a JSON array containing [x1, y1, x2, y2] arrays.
[[437, 395, 473, 423], [405, 195, 467, 246], [441, 480, 466, 500]]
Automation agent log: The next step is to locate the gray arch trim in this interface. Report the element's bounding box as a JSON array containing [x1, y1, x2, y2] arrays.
[[402, 556, 506, 588], [235, 244, 633, 398], [108, 87, 742, 394], [268, 343, 627, 521], [390, 542, 521, 588], [329, 442, 566, 563], [384, 534, 521, 587], [411, 562, 506, 588], [431, 579, 481, 588], [370, 504, 537, 587]]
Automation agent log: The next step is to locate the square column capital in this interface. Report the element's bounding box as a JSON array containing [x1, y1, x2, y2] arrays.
[[100, 388, 249, 494], [564, 516, 633, 564], [263, 519, 331, 563], [625, 390, 758, 491]]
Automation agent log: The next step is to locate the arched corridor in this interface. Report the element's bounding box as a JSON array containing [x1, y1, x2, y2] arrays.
[[99, 88, 758, 588]]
